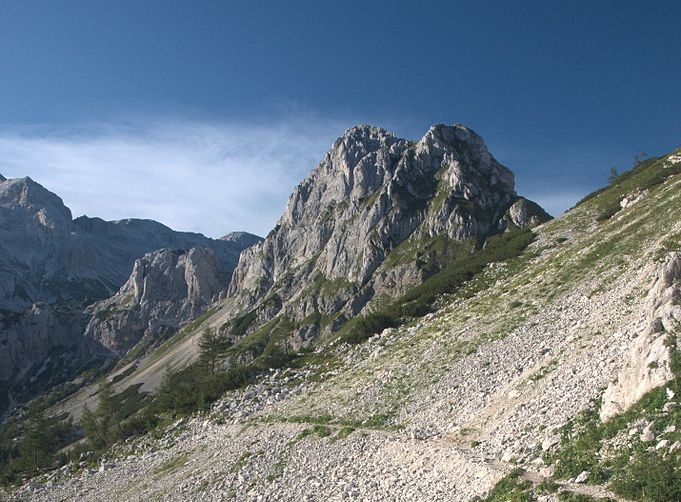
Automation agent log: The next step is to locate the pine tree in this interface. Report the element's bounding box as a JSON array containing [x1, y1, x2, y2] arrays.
[[96, 381, 123, 441], [19, 404, 52, 473], [634, 151, 649, 166], [198, 329, 224, 376], [81, 404, 106, 449], [608, 165, 619, 185]]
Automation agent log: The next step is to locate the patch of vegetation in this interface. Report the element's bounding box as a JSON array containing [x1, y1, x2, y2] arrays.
[[283, 411, 397, 432], [0, 401, 75, 486], [338, 228, 536, 344], [557, 493, 615, 502], [266, 458, 286, 483], [232, 451, 260, 472], [654, 231, 681, 261], [152, 452, 189, 476], [481, 469, 615, 501], [595, 203, 621, 222], [610, 450, 681, 501], [302, 273, 356, 299], [110, 364, 138, 384], [230, 309, 258, 337], [81, 381, 152, 450], [382, 233, 472, 274], [545, 333, 681, 501], [151, 361, 250, 417], [228, 316, 298, 370], [529, 359, 559, 382], [478, 468, 533, 502], [536, 478, 560, 494], [360, 188, 382, 208], [332, 426, 355, 441], [296, 424, 332, 440], [577, 154, 681, 225]]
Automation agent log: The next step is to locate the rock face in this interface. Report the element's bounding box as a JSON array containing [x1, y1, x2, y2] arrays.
[[600, 251, 681, 420], [224, 124, 550, 347], [0, 176, 256, 313], [506, 197, 552, 228], [0, 174, 260, 412], [85, 247, 230, 354]]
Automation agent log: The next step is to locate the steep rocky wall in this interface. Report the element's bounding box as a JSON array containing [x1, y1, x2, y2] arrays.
[[225, 124, 549, 345], [0, 173, 261, 412], [85, 248, 231, 354]]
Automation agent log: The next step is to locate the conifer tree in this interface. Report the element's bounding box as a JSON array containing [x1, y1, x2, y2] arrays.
[[198, 329, 224, 376], [81, 404, 106, 449], [19, 404, 52, 473], [608, 165, 619, 185], [96, 381, 123, 441]]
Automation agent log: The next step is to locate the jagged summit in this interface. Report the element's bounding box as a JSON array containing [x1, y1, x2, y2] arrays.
[[0, 174, 74, 227], [0, 173, 5, 182], [224, 123, 549, 350]]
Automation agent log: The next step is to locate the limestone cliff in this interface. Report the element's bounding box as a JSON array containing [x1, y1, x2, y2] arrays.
[[85, 247, 231, 354], [0, 174, 259, 412], [224, 124, 550, 347]]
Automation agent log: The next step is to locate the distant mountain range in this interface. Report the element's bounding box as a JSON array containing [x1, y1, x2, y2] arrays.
[[0, 173, 260, 413]]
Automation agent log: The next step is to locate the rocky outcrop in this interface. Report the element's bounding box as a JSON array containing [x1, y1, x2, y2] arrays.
[[85, 248, 230, 354], [224, 124, 548, 344], [600, 251, 681, 420], [0, 174, 260, 412], [506, 197, 552, 228]]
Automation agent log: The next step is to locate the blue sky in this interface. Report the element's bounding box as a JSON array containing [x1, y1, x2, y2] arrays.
[[0, 0, 679, 237]]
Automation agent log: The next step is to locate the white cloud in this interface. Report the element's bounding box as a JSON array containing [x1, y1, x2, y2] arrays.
[[521, 190, 586, 217], [0, 116, 347, 237], [0, 116, 614, 237]]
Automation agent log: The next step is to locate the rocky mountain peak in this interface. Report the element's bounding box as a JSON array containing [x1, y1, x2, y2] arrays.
[[226, 123, 550, 346], [220, 231, 263, 249], [414, 124, 515, 194], [0, 173, 6, 182], [0, 175, 74, 230], [331, 125, 398, 161], [0, 174, 260, 410]]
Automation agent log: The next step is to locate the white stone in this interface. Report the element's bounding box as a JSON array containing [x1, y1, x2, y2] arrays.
[[641, 430, 655, 442], [541, 435, 560, 451], [575, 471, 589, 483]]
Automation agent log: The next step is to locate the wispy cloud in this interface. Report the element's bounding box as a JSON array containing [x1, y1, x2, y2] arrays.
[[0, 116, 347, 237], [0, 115, 619, 236]]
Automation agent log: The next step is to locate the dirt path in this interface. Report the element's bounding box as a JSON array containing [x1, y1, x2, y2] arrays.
[[338, 425, 632, 501]]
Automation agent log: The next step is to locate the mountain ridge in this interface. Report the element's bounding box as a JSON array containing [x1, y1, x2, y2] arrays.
[[28, 122, 549, 419], [221, 123, 549, 357], [0, 173, 261, 413]]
